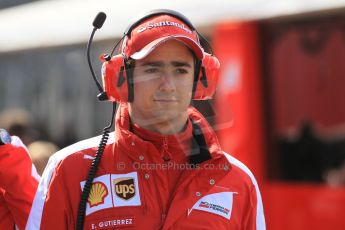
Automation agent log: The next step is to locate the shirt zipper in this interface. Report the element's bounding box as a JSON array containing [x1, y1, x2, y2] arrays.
[[159, 137, 169, 226], [162, 137, 171, 161], [152, 172, 166, 228]]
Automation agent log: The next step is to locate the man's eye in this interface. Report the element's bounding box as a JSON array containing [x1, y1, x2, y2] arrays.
[[176, 68, 189, 74], [144, 68, 160, 74]]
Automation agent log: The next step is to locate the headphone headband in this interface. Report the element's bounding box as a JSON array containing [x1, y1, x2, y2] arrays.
[[124, 9, 196, 36]]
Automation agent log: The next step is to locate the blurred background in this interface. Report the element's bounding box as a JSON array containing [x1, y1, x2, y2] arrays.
[[1, 0, 345, 229]]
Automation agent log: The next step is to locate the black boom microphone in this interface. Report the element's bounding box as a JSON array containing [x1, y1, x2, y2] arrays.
[[87, 12, 108, 101], [93, 12, 106, 29], [76, 12, 117, 230]]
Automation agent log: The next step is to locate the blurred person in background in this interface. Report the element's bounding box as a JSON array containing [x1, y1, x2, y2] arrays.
[[0, 129, 39, 230], [28, 140, 59, 175], [0, 109, 57, 175], [27, 9, 265, 229], [0, 108, 39, 146]]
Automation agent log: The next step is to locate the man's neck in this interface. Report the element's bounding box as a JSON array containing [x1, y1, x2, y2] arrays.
[[129, 114, 189, 135]]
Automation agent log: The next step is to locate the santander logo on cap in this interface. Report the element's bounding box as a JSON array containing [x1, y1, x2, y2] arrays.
[[126, 14, 204, 60], [137, 21, 192, 34]]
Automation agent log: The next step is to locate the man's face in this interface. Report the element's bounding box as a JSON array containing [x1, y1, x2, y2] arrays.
[[128, 40, 195, 132]]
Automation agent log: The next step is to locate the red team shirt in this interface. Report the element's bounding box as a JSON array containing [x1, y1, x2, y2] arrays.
[[0, 136, 39, 230], [27, 104, 265, 229]]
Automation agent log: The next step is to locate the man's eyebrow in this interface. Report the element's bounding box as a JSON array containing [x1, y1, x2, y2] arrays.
[[139, 61, 192, 68], [171, 61, 192, 68], [139, 61, 164, 67]]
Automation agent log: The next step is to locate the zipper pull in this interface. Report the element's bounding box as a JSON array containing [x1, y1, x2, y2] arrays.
[[161, 213, 166, 221], [162, 137, 168, 150]]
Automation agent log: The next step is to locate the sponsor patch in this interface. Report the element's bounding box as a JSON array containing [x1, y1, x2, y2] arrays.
[[114, 177, 136, 200], [112, 172, 141, 207], [188, 192, 237, 220], [89, 216, 135, 229], [88, 182, 108, 207], [81, 175, 113, 215], [80, 172, 141, 215]]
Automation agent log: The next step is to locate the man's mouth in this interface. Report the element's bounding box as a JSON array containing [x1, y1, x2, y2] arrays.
[[154, 99, 178, 102], [153, 97, 179, 103]]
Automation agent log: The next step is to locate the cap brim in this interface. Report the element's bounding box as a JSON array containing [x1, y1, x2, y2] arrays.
[[130, 36, 204, 60]]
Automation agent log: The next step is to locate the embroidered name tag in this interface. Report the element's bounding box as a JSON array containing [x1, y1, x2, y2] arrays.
[[80, 172, 141, 215], [89, 216, 135, 229], [188, 192, 237, 220]]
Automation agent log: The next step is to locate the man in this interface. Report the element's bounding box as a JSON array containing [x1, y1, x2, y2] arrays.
[[27, 10, 265, 229], [28, 140, 59, 175], [0, 129, 39, 230]]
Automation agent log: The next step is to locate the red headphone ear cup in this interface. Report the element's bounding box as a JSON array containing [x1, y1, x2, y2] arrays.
[[193, 53, 220, 100], [101, 54, 129, 102]]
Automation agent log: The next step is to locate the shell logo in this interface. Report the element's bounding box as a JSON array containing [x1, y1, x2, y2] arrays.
[[87, 182, 108, 207]]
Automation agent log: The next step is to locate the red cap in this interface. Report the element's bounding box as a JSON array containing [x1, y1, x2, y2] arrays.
[[124, 14, 204, 60]]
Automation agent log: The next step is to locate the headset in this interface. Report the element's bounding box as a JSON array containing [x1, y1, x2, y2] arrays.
[[76, 9, 220, 230], [100, 9, 220, 103]]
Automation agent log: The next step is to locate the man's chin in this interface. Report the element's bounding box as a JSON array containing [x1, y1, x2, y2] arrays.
[[153, 111, 181, 121], [143, 110, 186, 125]]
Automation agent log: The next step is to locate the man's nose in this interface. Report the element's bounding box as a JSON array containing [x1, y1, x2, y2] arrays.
[[159, 72, 176, 92]]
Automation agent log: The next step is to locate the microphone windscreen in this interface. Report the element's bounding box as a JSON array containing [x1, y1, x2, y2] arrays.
[[93, 12, 107, 29]]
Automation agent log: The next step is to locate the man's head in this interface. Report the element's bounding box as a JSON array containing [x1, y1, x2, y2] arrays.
[[101, 9, 220, 103], [122, 11, 205, 134], [119, 9, 204, 133], [100, 10, 220, 133]]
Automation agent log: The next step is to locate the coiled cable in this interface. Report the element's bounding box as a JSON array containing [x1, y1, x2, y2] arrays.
[[76, 102, 116, 230]]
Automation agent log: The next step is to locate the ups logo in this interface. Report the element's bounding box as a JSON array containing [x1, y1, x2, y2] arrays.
[[113, 177, 136, 200]]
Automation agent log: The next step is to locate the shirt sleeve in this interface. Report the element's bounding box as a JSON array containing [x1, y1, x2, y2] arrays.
[[26, 153, 74, 229], [44, 169, 73, 229], [245, 183, 266, 230], [223, 152, 266, 230], [0, 136, 40, 230]]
